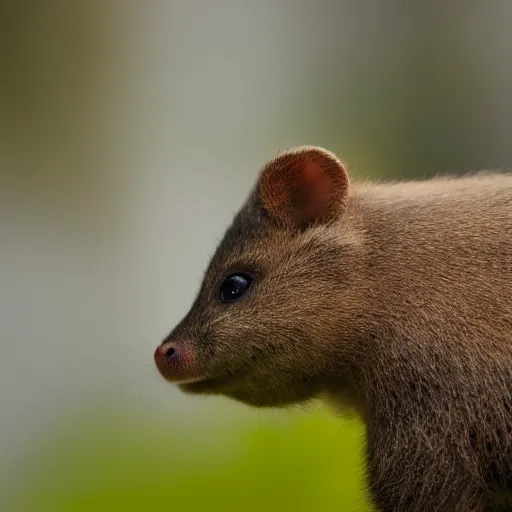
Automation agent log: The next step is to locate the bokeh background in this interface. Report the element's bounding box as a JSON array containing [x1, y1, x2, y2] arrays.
[[2, 2, 512, 511]]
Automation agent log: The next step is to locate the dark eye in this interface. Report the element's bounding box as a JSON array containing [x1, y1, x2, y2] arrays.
[[219, 274, 253, 302]]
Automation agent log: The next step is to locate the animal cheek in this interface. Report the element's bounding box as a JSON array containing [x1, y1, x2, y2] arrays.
[[248, 343, 266, 361]]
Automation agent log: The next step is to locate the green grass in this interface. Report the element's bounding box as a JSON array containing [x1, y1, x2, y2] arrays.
[[7, 405, 371, 512]]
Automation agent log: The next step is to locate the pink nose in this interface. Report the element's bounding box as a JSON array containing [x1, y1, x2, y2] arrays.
[[154, 342, 179, 365], [154, 341, 181, 380], [154, 341, 201, 383]]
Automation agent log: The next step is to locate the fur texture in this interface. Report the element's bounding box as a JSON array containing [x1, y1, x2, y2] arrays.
[[155, 147, 512, 512]]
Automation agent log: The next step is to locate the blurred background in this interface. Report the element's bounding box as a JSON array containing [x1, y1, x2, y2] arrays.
[[1, 1, 512, 511]]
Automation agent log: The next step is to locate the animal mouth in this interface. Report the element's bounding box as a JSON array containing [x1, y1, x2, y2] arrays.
[[178, 370, 234, 394], [174, 376, 211, 385]]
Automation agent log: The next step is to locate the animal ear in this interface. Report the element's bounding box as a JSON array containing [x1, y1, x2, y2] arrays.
[[258, 146, 350, 228]]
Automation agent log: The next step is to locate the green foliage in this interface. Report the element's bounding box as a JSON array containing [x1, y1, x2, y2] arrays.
[[8, 407, 371, 512]]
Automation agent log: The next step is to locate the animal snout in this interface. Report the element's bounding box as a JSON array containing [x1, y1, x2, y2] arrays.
[[164, 345, 177, 363], [153, 340, 201, 383], [154, 341, 179, 367]]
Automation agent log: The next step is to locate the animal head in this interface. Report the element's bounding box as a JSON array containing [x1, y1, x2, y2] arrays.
[[154, 146, 363, 407]]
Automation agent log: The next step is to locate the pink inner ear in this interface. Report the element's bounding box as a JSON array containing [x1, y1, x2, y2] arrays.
[[295, 161, 334, 224], [259, 147, 349, 227]]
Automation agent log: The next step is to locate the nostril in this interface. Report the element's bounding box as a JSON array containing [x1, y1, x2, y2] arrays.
[[164, 344, 178, 364], [154, 343, 180, 368]]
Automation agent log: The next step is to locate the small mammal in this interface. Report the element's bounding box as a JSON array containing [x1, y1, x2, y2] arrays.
[[154, 146, 512, 511]]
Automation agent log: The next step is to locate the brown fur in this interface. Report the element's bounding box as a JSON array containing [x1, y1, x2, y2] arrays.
[[154, 147, 512, 512]]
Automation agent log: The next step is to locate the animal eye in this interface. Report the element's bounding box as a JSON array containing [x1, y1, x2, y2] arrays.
[[219, 274, 253, 302]]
